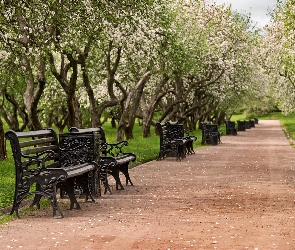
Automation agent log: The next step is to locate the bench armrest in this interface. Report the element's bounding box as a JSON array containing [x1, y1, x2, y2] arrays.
[[21, 150, 59, 176], [101, 140, 130, 157]]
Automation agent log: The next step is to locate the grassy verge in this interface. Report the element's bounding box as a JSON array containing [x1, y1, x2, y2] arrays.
[[0, 158, 15, 210]]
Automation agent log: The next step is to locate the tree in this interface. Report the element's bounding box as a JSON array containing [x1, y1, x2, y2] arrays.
[[262, 0, 295, 114], [0, 117, 6, 160]]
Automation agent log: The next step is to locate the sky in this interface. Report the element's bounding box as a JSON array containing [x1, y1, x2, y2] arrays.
[[214, 0, 280, 28]]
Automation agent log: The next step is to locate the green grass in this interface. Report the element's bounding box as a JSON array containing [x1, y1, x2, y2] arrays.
[[0, 158, 15, 210]]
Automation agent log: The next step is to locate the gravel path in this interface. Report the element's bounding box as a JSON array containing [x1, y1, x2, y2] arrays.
[[0, 120, 295, 250]]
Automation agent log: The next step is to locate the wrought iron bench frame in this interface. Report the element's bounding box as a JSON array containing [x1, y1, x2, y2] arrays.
[[5, 129, 98, 219], [201, 123, 222, 145], [69, 127, 136, 195], [225, 120, 238, 136], [156, 121, 197, 161]]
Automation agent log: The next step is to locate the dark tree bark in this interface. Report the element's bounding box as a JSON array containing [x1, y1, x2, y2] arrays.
[[0, 118, 6, 160], [141, 74, 170, 137], [22, 57, 46, 130], [0, 89, 28, 131], [49, 53, 82, 128], [116, 70, 151, 141]]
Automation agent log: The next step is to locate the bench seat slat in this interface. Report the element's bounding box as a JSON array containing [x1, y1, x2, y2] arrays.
[[65, 163, 96, 178], [13, 130, 53, 138], [112, 155, 136, 165]]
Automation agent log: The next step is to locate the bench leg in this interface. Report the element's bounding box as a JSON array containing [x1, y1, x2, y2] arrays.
[[157, 146, 166, 160], [59, 178, 81, 210], [187, 141, 195, 154], [94, 170, 101, 197], [75, 172, 96, 203], [99, 164, 112, 194], [211, 134, 218, 145], [108, 165, 124, 190], [12, 172, 66, 219], [176, 144, 185, 161], [119, 163, 133, 186]]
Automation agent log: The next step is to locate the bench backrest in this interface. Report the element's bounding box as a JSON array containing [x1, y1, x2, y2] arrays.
[[166, 121, 185, 139], [59, 132, 100, 166], [225, 120, 235, 129], [202, 123, 219, 132], [69, 127, 115, 157], [156, 121, 185, 144], [5, 129, 61, 178]]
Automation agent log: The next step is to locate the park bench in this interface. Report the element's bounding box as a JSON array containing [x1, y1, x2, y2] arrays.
[[69, 127, 136, 194], [156, 121, 197, 161], [201, 123, 222, 145], [225, 120, 237, 136], [245, 120, 251, 129], [237, 119, 257, 131], [244, 120, 255, 129], [254, 117, 259, 124], [249, 119, 255, 128], [237, 120, 246, 131], [5, 129, 98, 218], [166, 121, 197, 155]]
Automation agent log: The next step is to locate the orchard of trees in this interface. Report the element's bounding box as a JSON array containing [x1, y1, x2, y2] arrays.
[[0, 0, 294, 160]]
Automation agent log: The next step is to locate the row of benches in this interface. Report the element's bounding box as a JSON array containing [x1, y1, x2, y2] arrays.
[[5, 127, 136, 218], [5, 118, 257, 218], [155, 121, 223, 162], [157, 118, 259, 162], [225, 118, 258, 135]]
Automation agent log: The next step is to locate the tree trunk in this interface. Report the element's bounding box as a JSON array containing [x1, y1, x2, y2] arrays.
[[116, 70, 151, 141], [111, 117, 116, 128], [216, 110, 226, 125], [0, 118, 6, 160], [141, 75, 169, 138], [50, 53, 82, 128], [22, 57, 45, 130]]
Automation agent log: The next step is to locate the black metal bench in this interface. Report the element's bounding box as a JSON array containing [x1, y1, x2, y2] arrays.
[[69, 127, 136, 194], [225, 120, 237, 136], [201, 123, 222, 145], [249, 120, 255, 128], [156, 121, 197, 161], [237, 120, 246, 131], [5, 129, 98, 218], [254, 117, 259, 124]]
